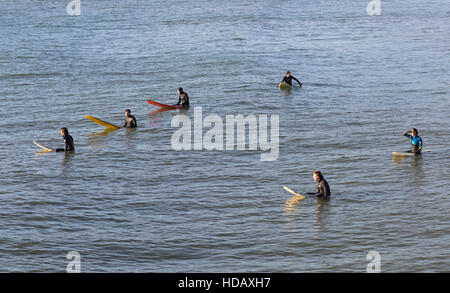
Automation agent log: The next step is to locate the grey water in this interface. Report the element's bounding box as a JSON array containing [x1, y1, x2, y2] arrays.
[[0, 0, 449, 272]]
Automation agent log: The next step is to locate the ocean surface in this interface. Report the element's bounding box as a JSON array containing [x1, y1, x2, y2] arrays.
[[0, 0, 449, 272]]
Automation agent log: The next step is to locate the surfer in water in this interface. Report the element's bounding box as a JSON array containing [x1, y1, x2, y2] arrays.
[[403, 128, 422, 154], [123, 109, 137, 128], [56, 127, 74, 152], [175, 87, 189, 108], [309, 171, 330, 198], [281, 71, 302, 87]]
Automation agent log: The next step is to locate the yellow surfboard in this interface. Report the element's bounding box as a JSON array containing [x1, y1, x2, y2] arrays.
[[392, 151, 429, 157], [278, 82, 292, 90], [33, 140, 54, 152], [392, 152, 414, 157], [392, 150, 430, 157], [283, 186, 306, 201], [85, 115, 120, 130]]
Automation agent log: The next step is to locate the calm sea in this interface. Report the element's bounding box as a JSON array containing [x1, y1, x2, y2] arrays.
[[0, 0, 448, 272]]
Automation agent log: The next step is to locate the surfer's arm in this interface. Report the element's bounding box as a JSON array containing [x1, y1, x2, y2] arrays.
[[292, 76, 302, 87], [309, 186, 321, 197], [312, 182, 328, 198], [403, 131, 411, 138], [414, 138, 423, 153]]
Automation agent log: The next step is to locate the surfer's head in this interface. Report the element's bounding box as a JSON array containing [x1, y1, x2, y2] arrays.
[[411, 128, 418, 136], [286, 71, 291, 77], [60, 127, 68, 136], [313, 171, 323, 182], [178, 87, 183, 94], [125, 109, 131, 116]]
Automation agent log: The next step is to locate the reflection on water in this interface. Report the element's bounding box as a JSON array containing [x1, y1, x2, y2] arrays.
[[34, 150, 52, 156], [411, 155, 423, 169], [125, 128, 137, 148], [179, 108, 190, 115], [60, 152, 74, 168], [284, 195, 303, 216], [279, 88, 291, 96], [2, 0, 449, 272], [148, 108, 175, 116], [392, 153, 424, 171], [86, 129, 118, 149], [314, 198, 330, 227], [311, 198, 330, 241]]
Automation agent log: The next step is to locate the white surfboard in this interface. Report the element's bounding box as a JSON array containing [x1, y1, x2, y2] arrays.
[[283, 186, 305, 201], [33, 140, 54, 152]]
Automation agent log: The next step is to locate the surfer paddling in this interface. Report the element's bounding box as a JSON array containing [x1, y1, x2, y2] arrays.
[[308, 171, 330, 198], [402, 128, 422, 154], [123, 109, 137, 128], [281, 71, 302, 87], [56, 127, 74, 152], [175, 87, 189, 108]]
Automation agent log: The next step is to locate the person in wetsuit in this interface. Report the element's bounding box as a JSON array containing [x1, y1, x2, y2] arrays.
[[56, 127, 74, 152], [123, 109, 137, 128], [310, 171, 330, 198], [281, 71, 302, 87], [403, 128, 422, 154], [175, 87, 189, 108]]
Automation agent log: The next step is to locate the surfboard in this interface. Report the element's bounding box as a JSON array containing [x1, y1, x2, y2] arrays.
[[283, 186, 305, 200], [85, 115, 120, 130], [392, 152, 415, 157], [278, 82, 292, 90], [147, 100, 181, 109], [392, 150, 429, 157], [33, 140, 54, 152]]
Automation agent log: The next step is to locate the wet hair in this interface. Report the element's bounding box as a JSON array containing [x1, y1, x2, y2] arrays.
[[286, 71, 291, 75], [125, 109, 131, 113], [313, 171, 324, 180], [178, 87, 183, 93], [411, 128, 418, 135], [61, 127, 69, 135]]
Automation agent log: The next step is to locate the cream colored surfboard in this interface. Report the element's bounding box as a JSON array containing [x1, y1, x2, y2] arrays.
[[33, 140, 54, 152], [283, 186, 306, 202]]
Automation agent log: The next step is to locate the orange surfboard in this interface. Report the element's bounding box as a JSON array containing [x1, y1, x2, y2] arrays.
[[147, 100, 181, 109]]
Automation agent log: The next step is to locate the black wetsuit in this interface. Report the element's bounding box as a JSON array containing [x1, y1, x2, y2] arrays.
[[281, 75, 302, 87], [314, 178, 330, 198], [176, 92, 189, 108], [56, 134, 75, 152], [123, 115, 137, 128]]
